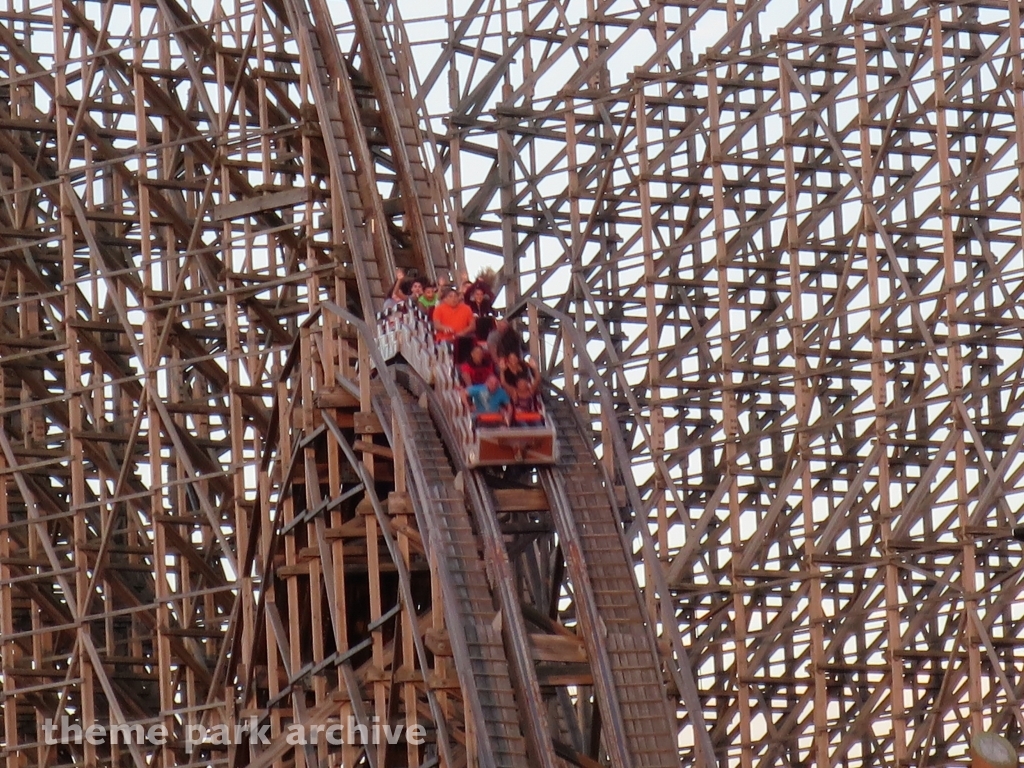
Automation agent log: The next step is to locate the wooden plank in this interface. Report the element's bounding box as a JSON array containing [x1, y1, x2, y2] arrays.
[[212, 188, 309, 221]]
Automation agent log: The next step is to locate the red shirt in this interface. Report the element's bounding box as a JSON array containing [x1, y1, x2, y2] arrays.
[[460, 360, 494, 386]]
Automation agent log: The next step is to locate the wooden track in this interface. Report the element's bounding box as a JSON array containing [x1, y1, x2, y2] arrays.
[[374, 383, 532, 767], [399, 357, 684, 766], [542, 398, 681, 768]]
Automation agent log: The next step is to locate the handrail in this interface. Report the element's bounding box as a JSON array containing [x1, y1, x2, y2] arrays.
[[375, 302, 481, 465]]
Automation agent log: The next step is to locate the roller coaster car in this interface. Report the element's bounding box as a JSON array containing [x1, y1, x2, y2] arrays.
[[469, 411, 557, 467], [375, 303, 558, 468]]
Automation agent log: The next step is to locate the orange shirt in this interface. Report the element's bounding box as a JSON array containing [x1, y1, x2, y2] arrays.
[[433, 302, 475, 341]]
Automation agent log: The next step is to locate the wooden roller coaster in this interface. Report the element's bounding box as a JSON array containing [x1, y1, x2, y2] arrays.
[[2, 0, 1024, 767]]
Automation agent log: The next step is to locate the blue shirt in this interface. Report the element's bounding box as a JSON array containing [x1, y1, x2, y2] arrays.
[[467, 384, 510, 414]]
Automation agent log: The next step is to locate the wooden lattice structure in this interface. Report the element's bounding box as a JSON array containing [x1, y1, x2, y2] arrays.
[[1, 0, 1023, 767]]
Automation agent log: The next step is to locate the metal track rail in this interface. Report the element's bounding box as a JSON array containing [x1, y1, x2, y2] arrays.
[[542, 398, 681, 768], [374, 383, 530, 768]]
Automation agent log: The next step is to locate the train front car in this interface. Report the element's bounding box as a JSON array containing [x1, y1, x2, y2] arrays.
[[470, 417, 556, 467]]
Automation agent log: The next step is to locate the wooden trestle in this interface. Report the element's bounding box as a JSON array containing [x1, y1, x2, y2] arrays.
[[5, 0, 1023, 766]]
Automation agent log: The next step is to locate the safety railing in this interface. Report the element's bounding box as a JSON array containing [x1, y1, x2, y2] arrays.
[[376, 301, 477, 460]]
